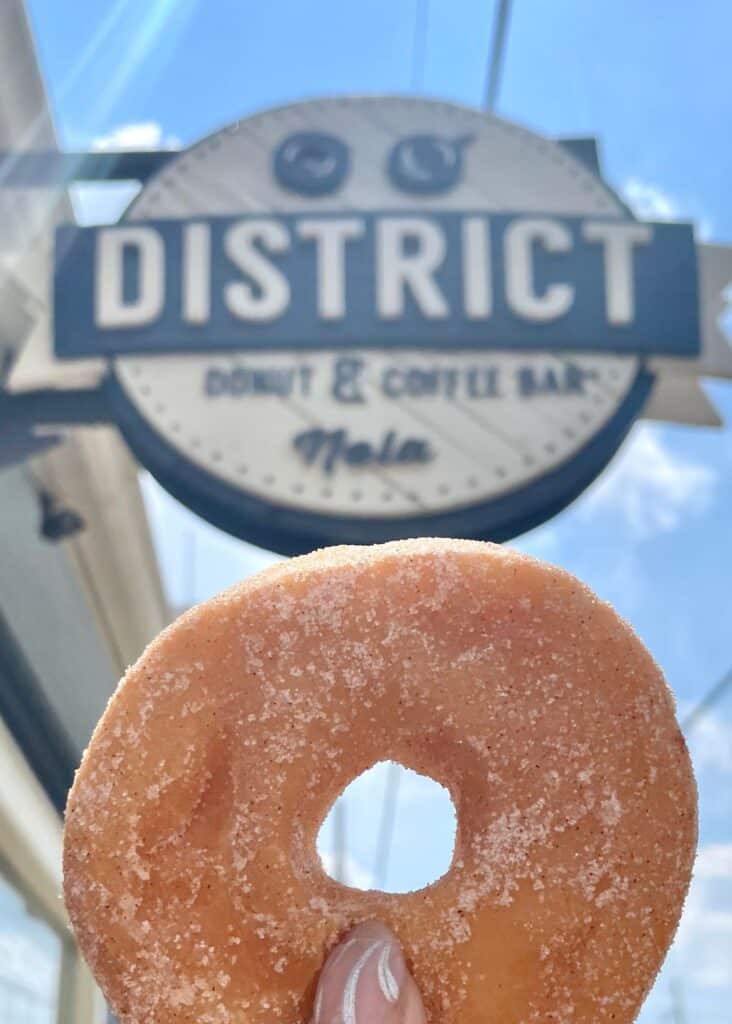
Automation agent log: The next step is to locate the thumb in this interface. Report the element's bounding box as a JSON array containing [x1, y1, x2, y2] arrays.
[[312, 920, 426, 1024]]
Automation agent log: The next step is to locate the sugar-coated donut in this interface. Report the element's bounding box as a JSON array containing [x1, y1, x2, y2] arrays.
[[63, 539, 696, 1024]]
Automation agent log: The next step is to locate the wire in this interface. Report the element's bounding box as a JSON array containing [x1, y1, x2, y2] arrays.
[[373, 761, 401, 889], [681, 665, 732, 734], [483, 0, 513, 112], [411, 0, 430, 91]]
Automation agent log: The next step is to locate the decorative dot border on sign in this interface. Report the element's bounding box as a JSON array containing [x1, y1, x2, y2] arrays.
[[114, 96, 642, 519], [137, 96, 621, 221], [117, 356, 635, 511], [105, 365, 653, 553]]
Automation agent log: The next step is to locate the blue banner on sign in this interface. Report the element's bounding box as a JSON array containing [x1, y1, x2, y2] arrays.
[[53, 211, 700, 358]]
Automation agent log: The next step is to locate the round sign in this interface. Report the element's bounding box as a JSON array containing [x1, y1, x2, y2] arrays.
[[106, 97, 651, 554]]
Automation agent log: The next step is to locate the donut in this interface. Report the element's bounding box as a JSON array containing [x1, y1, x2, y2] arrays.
[[63, 539, 696, 1024]]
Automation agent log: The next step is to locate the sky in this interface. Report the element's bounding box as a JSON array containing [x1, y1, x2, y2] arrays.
[[23, 1, 732, 1021]]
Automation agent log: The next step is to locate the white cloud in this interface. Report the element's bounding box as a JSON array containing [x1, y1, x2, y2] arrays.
[[622, 177, 713, 240], [695, 844, 732, 879], [580, 426, 717, 540], [673, 868, 732, 990], [683, 700, 732, 778], [623, 177, 680, 221], [685, 707, 732, 776], [91, 121, 180, 152]]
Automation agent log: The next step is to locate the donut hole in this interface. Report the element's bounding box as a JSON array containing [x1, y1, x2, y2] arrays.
[[316, 760, 457, 894]]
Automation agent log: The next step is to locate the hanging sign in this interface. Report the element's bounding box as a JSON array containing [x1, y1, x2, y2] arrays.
[[44, 97, 732, 553]]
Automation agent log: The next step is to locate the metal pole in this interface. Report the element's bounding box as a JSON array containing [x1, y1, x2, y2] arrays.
[[374, 761, 401, 889], [333, 798, 347, 885], [483, 0, 513, 112]]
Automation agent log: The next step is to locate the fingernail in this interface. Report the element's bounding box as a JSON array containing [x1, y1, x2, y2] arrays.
[[313, 921, 423, 1024]]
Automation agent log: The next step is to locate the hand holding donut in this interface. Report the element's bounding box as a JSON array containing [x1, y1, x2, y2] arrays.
[[63, 540, 696, 1024]]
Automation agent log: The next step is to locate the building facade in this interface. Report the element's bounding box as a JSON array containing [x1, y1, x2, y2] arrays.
[[0, 3, 168, 1021]]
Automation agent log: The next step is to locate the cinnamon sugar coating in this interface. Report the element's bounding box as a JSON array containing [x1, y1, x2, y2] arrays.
[[63, 539, 696, 1024]]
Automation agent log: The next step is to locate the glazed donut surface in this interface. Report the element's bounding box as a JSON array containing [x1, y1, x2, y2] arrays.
[[63, 539, 696, 1024]]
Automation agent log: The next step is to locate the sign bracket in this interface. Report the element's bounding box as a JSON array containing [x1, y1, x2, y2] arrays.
[[0, 383, 110, 468], [0, 149, 177, 187]]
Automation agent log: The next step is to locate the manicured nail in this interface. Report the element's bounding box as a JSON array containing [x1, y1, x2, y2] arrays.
[[313, 921, 423, 1024]]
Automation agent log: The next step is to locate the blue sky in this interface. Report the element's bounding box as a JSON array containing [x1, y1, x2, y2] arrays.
[[25, 1, 732, 1020]]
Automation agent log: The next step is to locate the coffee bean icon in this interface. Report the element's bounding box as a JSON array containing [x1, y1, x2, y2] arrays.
[[388, 134, 474, 195], [273, 132, 350, 197]]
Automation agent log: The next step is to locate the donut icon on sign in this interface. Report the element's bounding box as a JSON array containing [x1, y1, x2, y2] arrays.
[[273, 132, 350, 196], [388, 134, 474, 195]]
